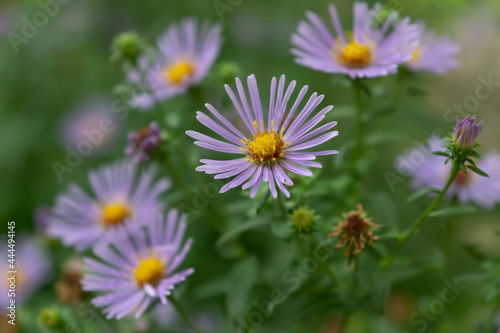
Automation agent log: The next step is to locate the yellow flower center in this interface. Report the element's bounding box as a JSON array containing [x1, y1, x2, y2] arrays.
[[244, 124, 286, 164], [411, 48, 420, 63], [337, 41, 372, 68], [101, 203, 131, 227], [134, 257, 164, 287], [162, 60, 195, 84]]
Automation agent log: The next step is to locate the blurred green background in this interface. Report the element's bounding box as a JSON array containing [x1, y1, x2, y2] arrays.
[[1, 0, 500, 332]]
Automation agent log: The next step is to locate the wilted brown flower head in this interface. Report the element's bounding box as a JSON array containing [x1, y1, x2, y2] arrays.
[[55, 257, 85, 303], [329, 204, 378, 256]]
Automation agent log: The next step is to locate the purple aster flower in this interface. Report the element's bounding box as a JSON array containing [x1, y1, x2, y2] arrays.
[[48, 161, 170, 251], [291, 2, 419, 78], [125, 122, 162, 163], [81, 210, 194, 319], [1, 235, 51, 307], [406, 22, 460, 74], [186, 74, 339, 198], [34, 205, 52, 235], [452, 115, 484, 149], [58, 98, 120, 155], [128, 18, 222, 110], [397, 137, 500, 209]]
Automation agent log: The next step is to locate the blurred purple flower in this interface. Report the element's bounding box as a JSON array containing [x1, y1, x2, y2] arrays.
[[125, 122, 161, 163], [58, 99, 120, 155], [407, 22, 460, 74], [291, 2, 419, 78], [128, 18, 222, 110], [186, 74, 338, 198], [452, 115, 483, 149], [81, 210, 194, 319], [1, 235, 51, 307], [397, 137, 500, 209], [48, 161, 170, 251]]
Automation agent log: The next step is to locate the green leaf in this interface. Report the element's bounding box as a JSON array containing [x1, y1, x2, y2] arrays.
[[256, 189, 271, 214], [406, 187, 441, 204], [429, 205, 476, 218], [432, 151, 449, 157], [459, 162, 468, 174], [469, 150, 482, 159], [468, 165, 490, 177], [226, 257, 259, 318], [461, 244, 487, 263], [216, 217, 269, 247]]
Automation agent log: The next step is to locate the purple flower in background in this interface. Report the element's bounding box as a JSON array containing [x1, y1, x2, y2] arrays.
[[125, 122, 162, 163], [81, 210, 194, 319], [58, 99, 120, 155], [291, 2, 419, 78], [128, 18, 222, 110], [48, 161, 170, 251], [452, 115, 483, 149], [407, 22, 460, 74], [1, 235, 51, 307], [397, 137, 500, 209], [186, 74, 338, 198]]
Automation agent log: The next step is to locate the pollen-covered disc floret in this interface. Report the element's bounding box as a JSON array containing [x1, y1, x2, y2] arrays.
[[397, 136, 500, 209], [245, 124, 286, 164], [186, 74, 339, 198], [81, 210, 194, 320], [128, 18, 222, 110], [291, 2, 419, 78], [329, 204, 378, 256], [48, 161, 170, 251]]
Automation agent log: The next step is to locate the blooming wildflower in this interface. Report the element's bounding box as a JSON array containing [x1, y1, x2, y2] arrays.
[[406, 22, 460, 74], [125, 122, 162, 163], [128, 18, 222, 110], [397, 137, 500, 209], [291, 2, 418, 78], [81, 210, 194, 319], [58, 99, 120, 154], [292, 207, 315, 233], [452, 115, 483, 149], [48, 161, 170, 251], [329, 204, 378, 256], [1, 235, 51, 307], [55, 257, 85, 303], [186, 74, 338, 198]]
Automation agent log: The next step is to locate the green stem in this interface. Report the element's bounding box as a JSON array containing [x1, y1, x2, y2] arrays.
[[383, 161, 460, 267], [350, 79, 365, 173], [168, 296, 199, 332]]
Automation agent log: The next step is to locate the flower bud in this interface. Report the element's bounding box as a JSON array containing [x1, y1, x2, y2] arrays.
[[452, 115, 483, 149], [110, 31, 146, 64], [292, 207, 315, 233]]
